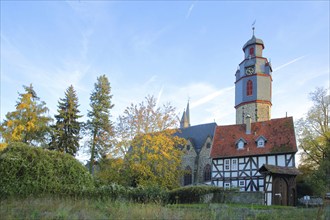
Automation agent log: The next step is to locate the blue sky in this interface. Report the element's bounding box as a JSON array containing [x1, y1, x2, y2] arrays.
[[1, 1, 329, 130]]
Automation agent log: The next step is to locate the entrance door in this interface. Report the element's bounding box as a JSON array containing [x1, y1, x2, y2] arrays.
[[273, 177, 288, 205]]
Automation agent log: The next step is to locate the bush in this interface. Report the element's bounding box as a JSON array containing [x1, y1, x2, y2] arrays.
[[169, 185, 231, 204], [0, 142, 95, 198], [128, 185, 169, 203]]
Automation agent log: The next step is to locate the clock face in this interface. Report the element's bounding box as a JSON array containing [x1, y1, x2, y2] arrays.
[[245, 67, 254, 75]]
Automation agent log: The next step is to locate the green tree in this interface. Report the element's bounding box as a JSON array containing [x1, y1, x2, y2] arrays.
[[86, 75, 114, 174], [50, 85, 82, 156], [0, 84, 52, 146], [297, 87, 330, 195]]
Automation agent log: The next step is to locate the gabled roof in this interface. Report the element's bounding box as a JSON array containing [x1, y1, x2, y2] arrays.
[[210, 117, 297, 158], [258, 164, 301, 176], [175, 122, 217, 152]]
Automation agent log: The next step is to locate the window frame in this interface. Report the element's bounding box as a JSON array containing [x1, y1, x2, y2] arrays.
[[224, 159, 230, 171], [247, 80, 253, 96]]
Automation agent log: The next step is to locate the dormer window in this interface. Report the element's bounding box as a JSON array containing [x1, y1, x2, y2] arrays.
[[236, 138, 247, 150], [256, 136, 267, 148]]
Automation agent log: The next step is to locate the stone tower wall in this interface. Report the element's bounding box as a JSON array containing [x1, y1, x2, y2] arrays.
[[236, 102, 271, 124]]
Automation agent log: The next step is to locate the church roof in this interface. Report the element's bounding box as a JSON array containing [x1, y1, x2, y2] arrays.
[[210, 117, 297, 158], [243, 35, 264, 50], [175, 122, 217, 152]]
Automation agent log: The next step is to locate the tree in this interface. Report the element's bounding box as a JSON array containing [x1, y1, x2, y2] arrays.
[[0, 84, 52, 146], [50, 85, 82, 156], [86, 75, 114, 174], [114, 95, 178, 157], [297, 87, 329, 168], [127, 130, 185, 189], [113, 95, 185, 189], [297, 87, 330, 195]]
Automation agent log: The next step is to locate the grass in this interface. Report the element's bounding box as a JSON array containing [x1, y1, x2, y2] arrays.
[[1, 197, 329, 220]]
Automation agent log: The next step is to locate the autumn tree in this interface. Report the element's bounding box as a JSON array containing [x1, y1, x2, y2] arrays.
[[86, 75, 114, 174], [50, 85, 82, 156], [0, 84, 52, 146], [114, 95, 178, 157], [110, 95, 185, 189], [127, 130, 185, 189], [296, 87, 330, 195]]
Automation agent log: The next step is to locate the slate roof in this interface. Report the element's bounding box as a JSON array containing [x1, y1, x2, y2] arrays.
[[175, 122, 217, 152], [258, 164, 301, 176], [243, 35, 264, 50], [210, 117, 297, 158]]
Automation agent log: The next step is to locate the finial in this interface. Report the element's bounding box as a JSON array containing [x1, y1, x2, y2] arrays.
[[251, 19, 256, 36]]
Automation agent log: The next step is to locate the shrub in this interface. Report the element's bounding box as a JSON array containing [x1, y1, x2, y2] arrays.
[[0, 142, 95, 198], [128, 185, 169, 203], [169, 185, 232, 204]]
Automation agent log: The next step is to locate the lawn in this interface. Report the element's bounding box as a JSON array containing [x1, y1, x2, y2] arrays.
[[0, 197, 328, 220]]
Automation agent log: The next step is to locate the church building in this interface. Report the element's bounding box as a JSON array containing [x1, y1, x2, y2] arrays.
[[210, 31, 300, 206]]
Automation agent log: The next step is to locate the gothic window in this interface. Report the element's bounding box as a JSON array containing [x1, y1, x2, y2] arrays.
[[247, 80, 253, 96], [249, 47, 254, 56], [204, 164, 211, 182], [184, 166, 192, 186]]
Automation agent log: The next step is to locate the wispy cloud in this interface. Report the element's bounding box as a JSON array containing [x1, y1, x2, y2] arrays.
[[191, 86, 234, 109], [186, 1, 196, 19], [273, 55, 306, 72], [155, 86, 164, 108]]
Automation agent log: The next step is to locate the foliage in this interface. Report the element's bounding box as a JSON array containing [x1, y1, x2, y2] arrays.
[[296, 87, 330, 196], [168, 185, 230, 204], [95, 157, 131, 186], [86, 75, 115, 174], [49, 85, 82, 156], [128, 185, 169, 203], [296, 87, 329, 168], [0, 142, 94, 198], [115, 95, 179, 157], [0, 84, 52, 146], [126, 130, 186, 190]]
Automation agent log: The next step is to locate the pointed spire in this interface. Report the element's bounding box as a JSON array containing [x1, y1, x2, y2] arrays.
[[180, 100, 191, 129]]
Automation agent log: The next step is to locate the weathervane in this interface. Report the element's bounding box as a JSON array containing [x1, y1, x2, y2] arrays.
[[252, 19, 256, 36]]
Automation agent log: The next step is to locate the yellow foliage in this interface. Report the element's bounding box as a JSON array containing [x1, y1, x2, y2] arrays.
[[0, 142, 8, 151]]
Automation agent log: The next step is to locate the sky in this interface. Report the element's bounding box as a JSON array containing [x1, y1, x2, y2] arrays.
[[1, 1, 329, 161]]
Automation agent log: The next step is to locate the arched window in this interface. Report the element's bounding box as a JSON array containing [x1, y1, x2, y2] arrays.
[[249, 47, 254, 56], [184, 166, 192, 186], [204, 164, 211, 182], [247, 80, 253, 96]]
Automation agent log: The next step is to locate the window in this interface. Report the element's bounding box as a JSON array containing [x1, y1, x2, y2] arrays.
[[204, 164, 211, 182], [231, 159, 238, 170], [184, 166, 192, 186], [224, 182, 230, 189], [247, 80, 253, 96], [257, 139, 265, 147], [224, 159, 230, 171], [186, 145, 190, 151], [239, 180, 245, 187], [206, 143, 211, 148], [249, 47, 254, 56], [237, 141, 244, 149]]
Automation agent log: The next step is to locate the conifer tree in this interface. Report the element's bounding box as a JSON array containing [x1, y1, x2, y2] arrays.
[[51, 85, 82, 156], [0, 84, 52, 146], [86, 75, 114, 174]]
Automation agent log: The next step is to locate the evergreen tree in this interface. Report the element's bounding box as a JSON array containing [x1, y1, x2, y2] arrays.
[[86, 75, 114, 174], [51, 85, 82, 156], [0, 84, 52, 146]]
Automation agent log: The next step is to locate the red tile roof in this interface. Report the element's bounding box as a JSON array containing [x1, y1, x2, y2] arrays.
[[210, 117, 297, 158], [258, 164, 301, 176]]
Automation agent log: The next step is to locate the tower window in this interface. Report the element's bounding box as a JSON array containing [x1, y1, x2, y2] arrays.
[[247, 80, 253, 96], [249, 47, 254, 56]]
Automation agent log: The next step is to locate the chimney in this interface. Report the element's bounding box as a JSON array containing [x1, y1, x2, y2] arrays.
[[246, 114, 251, 134]]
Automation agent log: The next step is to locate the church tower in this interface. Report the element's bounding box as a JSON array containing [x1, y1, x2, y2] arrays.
[[235, 30, 272, 124]]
